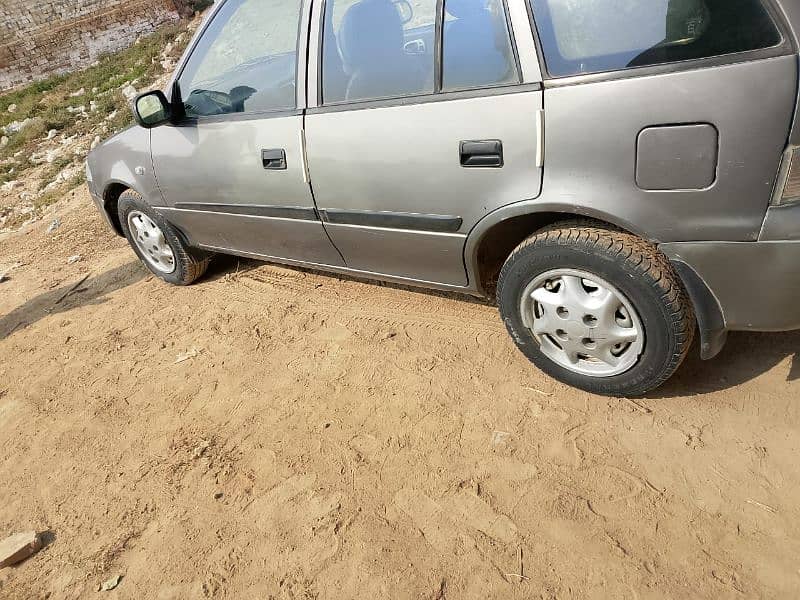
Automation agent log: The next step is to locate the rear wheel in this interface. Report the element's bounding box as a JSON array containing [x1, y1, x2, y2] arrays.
[[118, 190, 210, 285], [497, 222, 695, 396]]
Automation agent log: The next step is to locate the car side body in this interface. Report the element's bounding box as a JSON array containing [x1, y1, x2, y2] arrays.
[[86, 0, 800, 392]]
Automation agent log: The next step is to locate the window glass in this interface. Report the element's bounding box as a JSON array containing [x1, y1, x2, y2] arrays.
[[530, 0, 782, 77], [322, 0, 437, 103], [178, 0, 302, 117], [442, 0, 519, 91]]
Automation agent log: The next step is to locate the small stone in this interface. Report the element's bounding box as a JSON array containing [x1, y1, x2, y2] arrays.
[[46, 129, 57, 140], [192, 440, 210, 459], [67, 255, 81, 264], [46, 218, 60, 233], [491, 430, 511, 446], [3, 118, 33, 135], [101, 574, 122, 591], [121, 85, 138, 101], [69, 87, 85, 97], [0, 531, 42, 568], [175, 347, 200, 364], [0, 136, 8, 148], [7, 104, 16, 113], [105, 110, 118, 122], [91, 136, 101, 150]]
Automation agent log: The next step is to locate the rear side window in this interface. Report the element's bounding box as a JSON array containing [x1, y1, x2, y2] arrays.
[[322, 0, 438, 103], [531, 0, 783, 77], [442, 0, 519, 91], [322, 0, 521, 104]]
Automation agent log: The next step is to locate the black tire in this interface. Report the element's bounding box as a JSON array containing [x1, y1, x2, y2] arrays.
[[497, 222, 695, 397], [118, 190, 211, 285]]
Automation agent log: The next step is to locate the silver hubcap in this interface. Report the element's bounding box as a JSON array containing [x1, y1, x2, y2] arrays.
[[127, 211, 176, 274], [520, 269, 644, 377]]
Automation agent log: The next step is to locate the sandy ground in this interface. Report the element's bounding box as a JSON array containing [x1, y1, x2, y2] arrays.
[[1, 188, 799, 599]]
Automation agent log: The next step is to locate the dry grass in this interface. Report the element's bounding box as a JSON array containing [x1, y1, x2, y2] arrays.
[[0, 22, 192, 222]]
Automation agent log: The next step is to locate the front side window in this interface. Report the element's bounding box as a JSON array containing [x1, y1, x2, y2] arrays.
[[531, 0, 782, 77], [322, 0, 438, 103], [178, 0, 302, 117]]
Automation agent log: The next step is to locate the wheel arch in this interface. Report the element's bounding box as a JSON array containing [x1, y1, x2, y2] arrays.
[[101, 180, 132, 237], [465, 203, 728, 360], [465, 203, 647, 298]]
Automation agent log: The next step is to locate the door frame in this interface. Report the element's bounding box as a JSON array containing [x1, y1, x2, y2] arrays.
[[149, 0, 349, 266], [165, 0, 314, 113], [305, 0, 542, 111], [302, 0, 545, 286]]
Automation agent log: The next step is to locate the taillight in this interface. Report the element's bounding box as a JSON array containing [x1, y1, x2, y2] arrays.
[[779, 147, 800, 204]]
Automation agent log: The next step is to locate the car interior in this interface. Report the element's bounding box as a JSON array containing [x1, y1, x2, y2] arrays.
[[324, 0, 517, 103]]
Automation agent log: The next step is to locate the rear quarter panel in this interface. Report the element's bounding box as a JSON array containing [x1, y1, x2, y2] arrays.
[[536, 55, 796, 242], [774, 0, 800, 144]]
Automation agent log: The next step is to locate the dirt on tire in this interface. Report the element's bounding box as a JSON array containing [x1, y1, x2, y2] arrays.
[[1, 188, 799, 599]]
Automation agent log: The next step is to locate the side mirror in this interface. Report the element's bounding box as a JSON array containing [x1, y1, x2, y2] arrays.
[[133, 90, 172, 128]]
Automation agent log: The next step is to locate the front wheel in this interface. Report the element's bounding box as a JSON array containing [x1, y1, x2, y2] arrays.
[[497, 223, 695, 397], [118, 190, 211, 285]]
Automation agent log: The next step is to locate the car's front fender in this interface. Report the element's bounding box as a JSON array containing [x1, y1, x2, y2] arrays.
[[87, 125, 164, 223]]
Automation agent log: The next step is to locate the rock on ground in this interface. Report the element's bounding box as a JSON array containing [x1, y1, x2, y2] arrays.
[[0, 531, 42, 568], [121, 85, 138, 101]]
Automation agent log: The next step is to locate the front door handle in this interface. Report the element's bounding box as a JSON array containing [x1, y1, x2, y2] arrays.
[[262, 148, 287, 170], [460, 140, 503, 168]]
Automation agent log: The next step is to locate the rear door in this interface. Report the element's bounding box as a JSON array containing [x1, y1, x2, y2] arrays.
[[305, 0, 544, 286], [151, 0, 344, 266]]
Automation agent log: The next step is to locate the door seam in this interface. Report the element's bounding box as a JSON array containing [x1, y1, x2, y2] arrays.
[[303, 111, 348, 266]]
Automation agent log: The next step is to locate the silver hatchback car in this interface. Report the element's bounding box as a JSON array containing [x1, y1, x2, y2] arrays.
[[86, 0, 800, 396]]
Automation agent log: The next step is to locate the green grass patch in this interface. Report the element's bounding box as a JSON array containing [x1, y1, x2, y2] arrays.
[[1, 22, 189, 166], [0, 21, 191, 211]]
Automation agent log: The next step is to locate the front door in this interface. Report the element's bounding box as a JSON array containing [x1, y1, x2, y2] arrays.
[[151, 0, 344, 266], [305, 0, 543, 286]]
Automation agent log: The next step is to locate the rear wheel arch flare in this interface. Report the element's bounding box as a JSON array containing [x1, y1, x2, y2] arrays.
[[469, 210, 645, 298]]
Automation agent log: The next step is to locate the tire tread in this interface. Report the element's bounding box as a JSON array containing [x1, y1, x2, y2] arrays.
[[499, 220, 695, 396], [118, 190, 210, 285]]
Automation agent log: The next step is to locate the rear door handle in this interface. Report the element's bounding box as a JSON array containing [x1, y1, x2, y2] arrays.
[[262, 148, 287, 170], [460, 140, 503, 168]]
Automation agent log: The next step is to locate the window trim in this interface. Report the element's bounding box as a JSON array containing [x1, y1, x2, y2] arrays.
[[166, 0, 311, 125], [312, 0, 528, 110], [306, 81, 542, 115], [433, 0, 444, 93], [499, 0, 524, 86], [506, 0, 541, 82], [526, 0, 795, 84]]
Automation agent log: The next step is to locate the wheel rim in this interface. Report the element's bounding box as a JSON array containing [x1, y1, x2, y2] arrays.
[[520, 269, 645, 377], [127, 211, 176, 274]]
